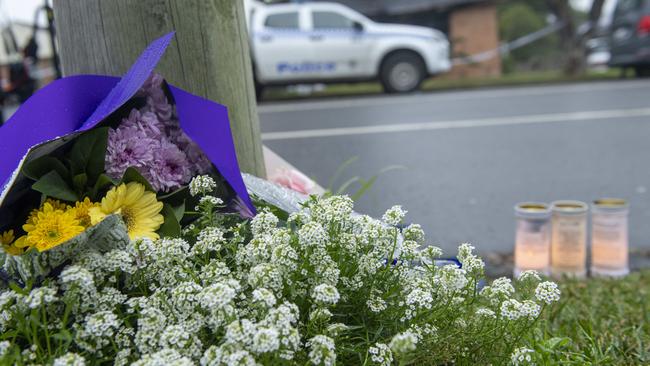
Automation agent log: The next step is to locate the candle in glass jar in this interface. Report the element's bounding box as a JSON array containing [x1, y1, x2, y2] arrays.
[[514, 202, 551, 277], [551, 200, 588, 278], [591, 198, 629, 277]]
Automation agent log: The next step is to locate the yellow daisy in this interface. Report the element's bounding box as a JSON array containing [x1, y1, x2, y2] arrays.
[[0, 230, 24, 256], [25, 198, 70, 226], [70, 197, 100, 229], [90, 183, 164, 240], [22, 202, 85, 252]]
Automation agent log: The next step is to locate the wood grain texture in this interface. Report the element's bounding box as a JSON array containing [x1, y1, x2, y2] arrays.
[[52, 0, 266, 177]]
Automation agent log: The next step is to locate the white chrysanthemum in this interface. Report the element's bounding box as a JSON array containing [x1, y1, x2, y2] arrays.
[[510, 347, 536, 365], [382, 205, 407, 226], [307, 335, 336, 366], [312, 284, 340, 305], [389, 331, 418, 354], [369, 342, 393, 366], [53, 352, 86, 366], [189, 175, 216, 197], [535, 281, 561, 304]]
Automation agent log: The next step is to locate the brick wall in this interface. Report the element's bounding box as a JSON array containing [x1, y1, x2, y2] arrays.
[[448, 2, 501, 78]]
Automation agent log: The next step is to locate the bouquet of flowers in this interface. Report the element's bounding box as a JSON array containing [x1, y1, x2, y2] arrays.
[[0, 33, 254, 285]]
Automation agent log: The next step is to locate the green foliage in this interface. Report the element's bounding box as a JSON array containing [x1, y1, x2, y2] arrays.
[[498, 2, 560, 73], [526, 270, 650, 365], [23, 128, 110, 202]]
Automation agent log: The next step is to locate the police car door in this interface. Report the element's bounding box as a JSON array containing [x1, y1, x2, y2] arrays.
[[307, 7, 372, 79], [253, 7, 317, 82]]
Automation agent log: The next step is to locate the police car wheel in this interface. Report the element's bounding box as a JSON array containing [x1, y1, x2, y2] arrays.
[[380, 52, 425, 93]]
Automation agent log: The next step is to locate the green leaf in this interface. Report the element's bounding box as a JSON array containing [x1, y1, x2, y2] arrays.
[[158, 204, 181, 238], [72, 173, 88, 192], [121, 167, 155, 192], [173, 202, 185, 222], [92, 174, 118, 199], [70, 127, 109, 181], [32, 171, 79, 202], [22, 156, 69, 181]]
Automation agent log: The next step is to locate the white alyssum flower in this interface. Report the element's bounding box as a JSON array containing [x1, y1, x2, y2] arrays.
[[369, 342, 393, 365], [200, 283, 237, 309], [510, 347, 536, 365], [500, 299, 524, 320], [475, 307, 496, 318], [367, 296, 387, 313], [84, 311, 120, 337], [0, 341, 11, 358], [382, 205, 407, 226], [132, 348, 194, 366], [199, 196, 223, 207], [312, 284, 340, 306], [59, 265, 94, 290], [252, 288, 276, 308], [389, 331, 419, 354], [251, 327, 281, 354], [518, 270, 542, 282], [520, 300, 541, 319], [307, 335, 336, 366], [193, 227, 225, 255], [189, 175, 217, 197], [535, 281, 561, 304], [26, 286, 57, 309], [402, 223, 425, 244], [251, 209, 279, 236], [53, 352, 86, 366]]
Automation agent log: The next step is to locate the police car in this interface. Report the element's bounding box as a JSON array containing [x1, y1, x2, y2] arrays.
[[247, 1, 451, 96]]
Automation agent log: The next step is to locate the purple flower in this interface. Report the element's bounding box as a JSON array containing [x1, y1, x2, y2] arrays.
[[231, 196, 255, 219], [140, 73, 174, 124], [145, 139, 193, 192], [169, 129, 212, 174], [120, 109, 165, 140], [105, 126, 158, 180]]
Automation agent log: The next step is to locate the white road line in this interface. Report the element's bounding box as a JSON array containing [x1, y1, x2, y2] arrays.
[[261, 107, 650, 141], [258, 80, 650, 113]]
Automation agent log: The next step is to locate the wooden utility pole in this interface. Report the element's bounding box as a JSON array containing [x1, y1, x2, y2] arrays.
[[52, 0, 266, 177]]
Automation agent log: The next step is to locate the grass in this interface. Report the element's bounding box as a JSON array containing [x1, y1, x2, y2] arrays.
[[261, 69, 623, 102], [528, 270, 650, 365]]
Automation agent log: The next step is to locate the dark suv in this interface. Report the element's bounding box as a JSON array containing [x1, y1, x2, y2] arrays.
[[609, 0, 650, 76]]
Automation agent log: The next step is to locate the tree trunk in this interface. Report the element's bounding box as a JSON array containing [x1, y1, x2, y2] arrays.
[[545, 0, 606, 76], [52, 0, 266, 178]]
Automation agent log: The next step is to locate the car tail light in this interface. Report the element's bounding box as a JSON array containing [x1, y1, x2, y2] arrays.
[[638, 15, 650, 36]]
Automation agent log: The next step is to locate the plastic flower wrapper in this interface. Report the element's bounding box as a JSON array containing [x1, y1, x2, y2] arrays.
[[0, 33, 254, 286]]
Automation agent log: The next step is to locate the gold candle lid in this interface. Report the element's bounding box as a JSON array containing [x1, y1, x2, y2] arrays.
[[551, 200, 588, 215], [593, 198, 629, 213], [515, 202, 551, 218]]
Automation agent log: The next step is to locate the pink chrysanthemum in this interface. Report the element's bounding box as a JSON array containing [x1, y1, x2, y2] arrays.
[[105, 126, 158, 180], [145, 140, 193, 192]]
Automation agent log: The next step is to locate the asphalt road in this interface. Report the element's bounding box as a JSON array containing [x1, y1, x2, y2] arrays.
[[259, 79, 650, 254]]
